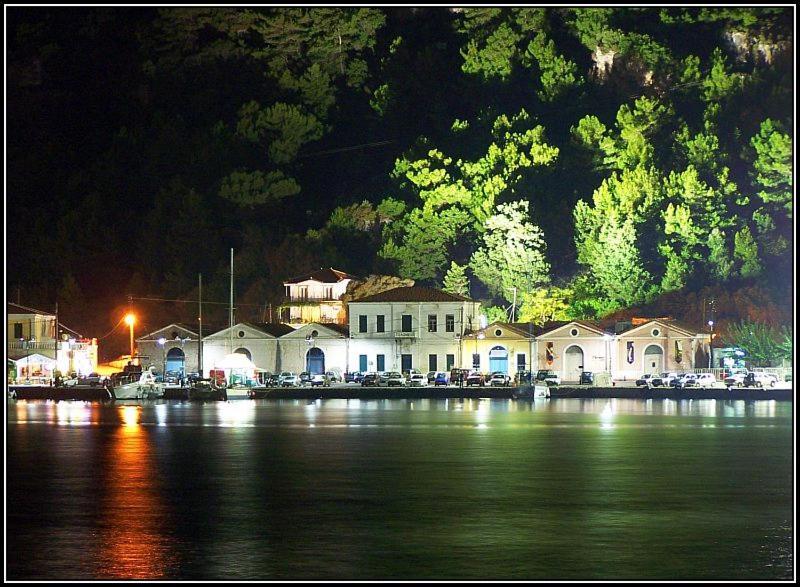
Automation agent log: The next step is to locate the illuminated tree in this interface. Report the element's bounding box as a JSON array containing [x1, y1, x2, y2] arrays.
[[470, 201, 550, 304], [442, 261, 470, 298]]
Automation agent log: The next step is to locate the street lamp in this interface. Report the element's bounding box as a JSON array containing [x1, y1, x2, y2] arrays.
[[707, 320, 714, 369], [124, 313, 136, 360]]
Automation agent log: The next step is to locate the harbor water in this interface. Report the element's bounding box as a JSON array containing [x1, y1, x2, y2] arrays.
[[6, 398, 793, 580]]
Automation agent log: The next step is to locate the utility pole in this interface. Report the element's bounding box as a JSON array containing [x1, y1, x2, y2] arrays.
[[198, 273, 203, 376]]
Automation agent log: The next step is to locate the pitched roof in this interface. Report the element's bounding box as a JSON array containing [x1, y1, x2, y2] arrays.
[[253, 323, 295, 337], [354, 286, 473, 303], [319, 323, 350, 337], [284, 268, 358, 285]]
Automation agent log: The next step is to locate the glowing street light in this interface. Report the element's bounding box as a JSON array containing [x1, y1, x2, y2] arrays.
[[707, 320, 714, 369], [157, 337, 167, 375], [124, 313, 136, 360]]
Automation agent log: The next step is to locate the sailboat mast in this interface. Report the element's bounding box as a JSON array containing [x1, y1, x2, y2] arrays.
[[198, 273, 203, 375], [229, 248, 234, 352]]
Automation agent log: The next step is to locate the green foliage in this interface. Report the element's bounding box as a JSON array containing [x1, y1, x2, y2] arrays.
[[518, 286, 572, 325], [733, 226, 762, 278], [442, 261, 470, 298], [382, 110, 558, 281], [702, 48, 742, 102], [724, 320, 786, 367], [219, 170, 300, 206], [750, 119, 793, 218], [524, 32, 581, 101], [482, 305, 509, 324], [470, 200, 551, 303], [461, 21, 520, 80]]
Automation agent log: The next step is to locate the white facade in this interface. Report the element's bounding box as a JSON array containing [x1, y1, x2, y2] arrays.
[[348, 294, 482, 373], [282, 268, 356, 325], [136, 323, 199, 375], [277, 323, 350, 374], [201, 323, 280, 375]]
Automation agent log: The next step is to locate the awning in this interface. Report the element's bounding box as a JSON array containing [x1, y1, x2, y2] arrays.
[[213, 353, 258, 370], [15, 353, 57, 368]]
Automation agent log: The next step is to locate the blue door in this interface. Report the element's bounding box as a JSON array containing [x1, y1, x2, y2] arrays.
[[488, 346, 508, 374], [401, 354, 412, 372], [359, 354, 368, 372], [165, 348, 185, 375], [306, 348, 325, 374]]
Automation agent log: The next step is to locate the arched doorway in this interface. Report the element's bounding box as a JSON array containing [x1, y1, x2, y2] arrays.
[[644, 344, 663, 374], [165, 347, 185, 375], [306, 347, 325, 374], [234, 347, 252, 361], [564, 345, 584, 382], [488, 346, 508, 374]]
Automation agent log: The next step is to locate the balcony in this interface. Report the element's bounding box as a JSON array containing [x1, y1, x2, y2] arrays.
[[282, 296, 342, 304], [8, 340, 57, 351]]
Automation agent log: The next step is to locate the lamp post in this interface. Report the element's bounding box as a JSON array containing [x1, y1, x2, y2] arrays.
[[124, 313, 136, 360], [707, 320, 714, 369]]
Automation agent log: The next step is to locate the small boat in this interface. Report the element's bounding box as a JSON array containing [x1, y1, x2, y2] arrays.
[[112, 366, 165, 400], [225, 383, 252, 400], [188, 378, 227, 401], [512, 383, 551, 400]]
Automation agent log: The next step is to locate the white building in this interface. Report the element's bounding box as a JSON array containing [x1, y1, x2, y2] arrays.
[[135, 323, 199, 375], [276, 322, 350, 375], [347, 286, 482, 373], [201, 322, 294, 375], [281, 268, 357, 326]]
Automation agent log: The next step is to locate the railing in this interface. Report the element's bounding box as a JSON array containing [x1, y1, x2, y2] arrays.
[[8, 340, 57, 351], [282, 296, 341, 303]]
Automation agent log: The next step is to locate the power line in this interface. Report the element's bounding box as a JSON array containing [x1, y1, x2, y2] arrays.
[[298, 139, 395, 159], [129, 296, 267, 307]]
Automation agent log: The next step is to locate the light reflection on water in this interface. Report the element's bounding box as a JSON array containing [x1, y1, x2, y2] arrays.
[[7, 398, 793, 581]]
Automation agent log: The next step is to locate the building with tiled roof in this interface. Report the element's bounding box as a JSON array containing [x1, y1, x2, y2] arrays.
[[354, 286, 472, 303]]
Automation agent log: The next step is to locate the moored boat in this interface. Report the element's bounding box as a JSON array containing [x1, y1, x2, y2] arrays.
[[187, 378, 227, 401], [512, 383, 551, 400], [111, 366, 166, 400]]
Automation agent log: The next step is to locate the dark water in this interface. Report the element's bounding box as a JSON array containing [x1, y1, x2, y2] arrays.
[[6, 398, 793, 581]]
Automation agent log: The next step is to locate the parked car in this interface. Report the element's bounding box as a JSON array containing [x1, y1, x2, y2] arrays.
[[536, 370, 561, 386], [310, 373, 331, 387], [650, 372, 678, 387], [361, 373, 380, 387], [434, 372, 449, 386], [325, 371, 341, 383], [466, 372, 486, 387], [579, 371, 594, 385], [408, 373, 427, 387], [378, 372, 389, 385], [353, 372, 366, 384], [636, 374, 656, 387], [450, 368, 468, 385], [344, 371, 357, 383], [488, 372, 511, 386], [267, 373, 281, 387], [723, 369, 749, 388], [682, 373, 717, 388], [743, 372, 778, 388], [299, 372, 313, 386], [281, 374, 300, 387], [671, 373, 698, 389], [426, 371, 437, 384], [277, 371, 295, 385], [386, 372, 406, 387]]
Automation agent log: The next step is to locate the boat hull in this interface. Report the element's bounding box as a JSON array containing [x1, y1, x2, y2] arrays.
[[112, 382, 165, 400]]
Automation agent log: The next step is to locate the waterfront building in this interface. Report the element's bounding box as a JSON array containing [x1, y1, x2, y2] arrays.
[[532, 320, 613, 383], [280, 268, 358, 326], [347, 286, 482, 374], [462, 322, 536, 377], [612, 318, 708, 380], [201, 322, 294, 376], [7, 302, 97, 382], [135, 323, 199, 376], [276, 322, 350, 375]]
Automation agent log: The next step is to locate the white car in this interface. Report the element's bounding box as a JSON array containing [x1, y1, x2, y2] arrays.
[[671, 373, 697, 388], [407, 373, 427, 387], [488, 372, 511, 386], [723, 369, 749, 388], [650, 372, 679, 387], [682, 373, 717, 388], [386, 372, 406, 387], [744, 372, 779, 388], [279, 372, 299, 387]]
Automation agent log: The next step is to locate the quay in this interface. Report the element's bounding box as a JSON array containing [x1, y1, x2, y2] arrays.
[[7, 385, 792, 402]]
